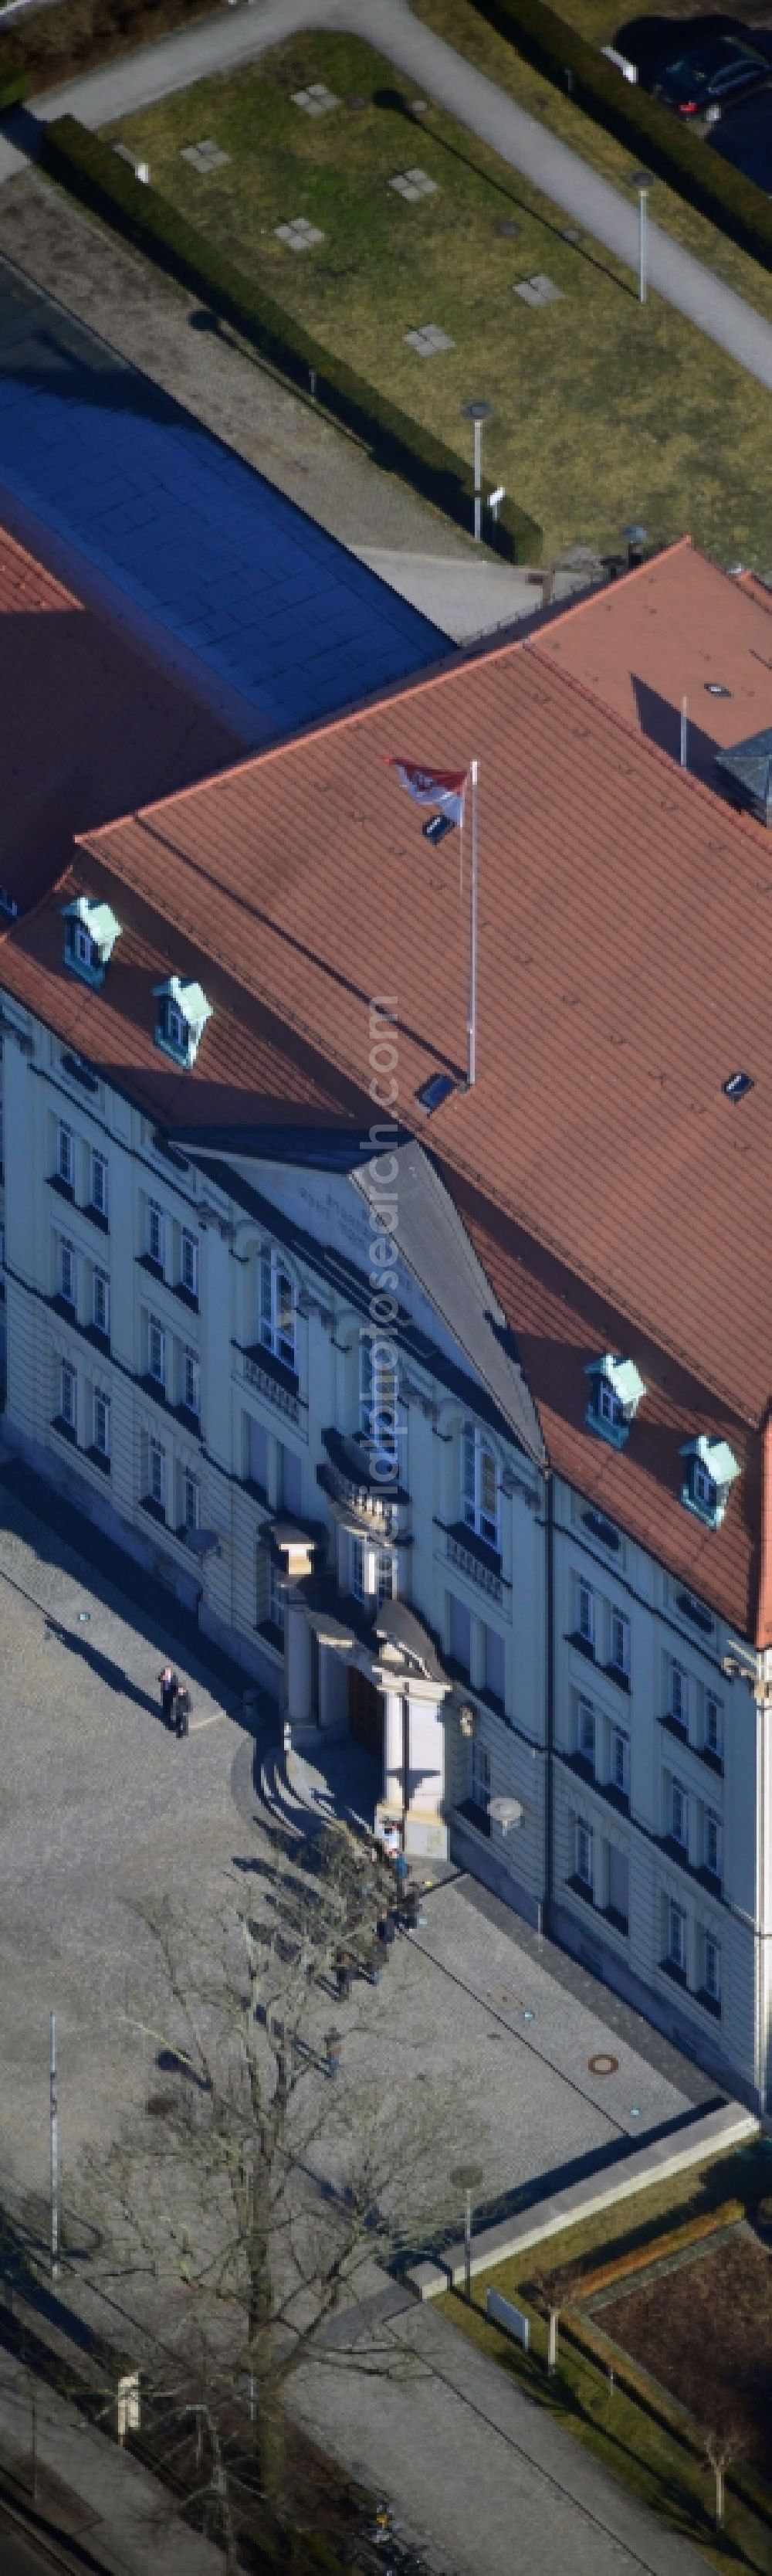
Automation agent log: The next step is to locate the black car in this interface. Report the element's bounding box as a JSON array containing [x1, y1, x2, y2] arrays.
[[653, 29, 772, 112], [706, 83, 772, 182], [612, 13, 750, 89]]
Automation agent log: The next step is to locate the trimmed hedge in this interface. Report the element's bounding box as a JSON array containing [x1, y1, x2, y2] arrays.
[[0, 53, 26, 114], [561, 2195, 744, 2302], [471, 0, 772, 272], [40, 116, 541, 565]]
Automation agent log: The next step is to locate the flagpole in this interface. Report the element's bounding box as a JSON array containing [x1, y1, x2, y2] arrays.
[[468, 759, 479, 1087]]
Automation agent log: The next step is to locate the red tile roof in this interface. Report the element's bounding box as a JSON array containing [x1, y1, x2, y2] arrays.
[[0, 525, 243, 915], [5, 548, 772, 1635], [535, 537, 772, 782]]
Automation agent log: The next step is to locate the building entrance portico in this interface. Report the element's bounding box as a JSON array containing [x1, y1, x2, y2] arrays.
[[281, 1575, 451, 1859], [348, 1665, 383, 1756]]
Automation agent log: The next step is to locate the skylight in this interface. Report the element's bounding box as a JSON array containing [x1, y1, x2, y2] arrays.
[[723, 1071, 753, 1101], [416, 1071, 455, 1115]]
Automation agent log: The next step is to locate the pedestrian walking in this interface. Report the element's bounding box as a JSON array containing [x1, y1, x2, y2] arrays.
[[158, 1664, 179, 1726], [335, 1946, 352, 2001], [175, 1685, 191, 1739]]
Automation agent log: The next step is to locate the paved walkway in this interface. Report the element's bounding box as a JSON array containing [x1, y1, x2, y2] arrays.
[[5, 0, 772, 390]]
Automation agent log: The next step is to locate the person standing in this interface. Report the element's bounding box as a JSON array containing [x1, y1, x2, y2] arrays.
[[158, 1665, 178, 1726]]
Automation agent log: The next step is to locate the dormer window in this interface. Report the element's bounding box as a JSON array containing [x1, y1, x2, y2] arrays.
[[153, 977, 212, 1069], [680, 1436, 740, 1529], [63, 897, 120, 989], [585, 1354, 645, 1449]]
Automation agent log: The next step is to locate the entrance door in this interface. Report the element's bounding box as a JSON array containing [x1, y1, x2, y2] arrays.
[[348, 1667, 383, 1755]]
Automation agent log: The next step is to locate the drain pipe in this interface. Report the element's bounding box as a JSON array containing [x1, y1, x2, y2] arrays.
[[545, 1470, 555, 1939]]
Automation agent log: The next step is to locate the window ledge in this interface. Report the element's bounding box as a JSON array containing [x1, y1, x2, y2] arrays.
[[173, 1403, 201, 1434], [696, 1864, 723, 1897], [48, 1173, 75, 1204], [582, 1510, 620, 1551], [140, 1495, 167, 1527], [659, 1955, 688, 1989], [696, 1743, 724, 1779], [449, 1519, 502, 1578], [50, 1414, 77, 1448], [567, 1630, 596, 1664], [83, 1325, 110, 1357], [455, 1798, 492, 1841], [242, 1476, 269, 1509], [695, 1984, 722, 2020], [604, 1661, 631, 1695], [49, 1294, 77, 1324], [172, 1281, 198, 1313], [567, 1872, 595, 1909], [137, 1254, 165, 1282], [676, 1590, 713, 1636], [138, 1373, 168, 1409], [598, 1778, 630, 1817], [86, 1444, 110, 1476], [83, 1203, 109, 1236], [659, 1711, 690, 1749], [601, 1903, 629, 1937]]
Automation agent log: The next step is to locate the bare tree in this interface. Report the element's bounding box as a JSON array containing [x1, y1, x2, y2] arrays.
[[700, 2423, 744, 2530], [73, 1823, 471, 2560], [529, 2262, 579, 2375]]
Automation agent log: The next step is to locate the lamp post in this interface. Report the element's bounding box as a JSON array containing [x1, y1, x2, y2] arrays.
[[462, 399, 493, 544], [623, 521, 648, 571], [50, 2011, 59, 2282], [626, 169, 654, 303], [451, 2161, 484, 2299]]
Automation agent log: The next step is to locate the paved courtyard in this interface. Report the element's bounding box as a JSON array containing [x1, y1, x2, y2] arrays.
[[0, 1452, 716, 2243]]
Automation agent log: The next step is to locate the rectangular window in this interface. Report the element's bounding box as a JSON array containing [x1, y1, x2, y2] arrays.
[[93, 1269, 110, 1339], [269, 1554, 286, 1637], [671, 1779, 689, 1852], [705, 1692, 723, 1760], [471, 1739, 491, 1814], [259, 1247, 295, 1369], [60, 1359, 76, 1431], [148, 1318, 165, 1388], [376, 1549, 395, 1604], [577, 1695, 595, 1767], [183, 1469, 199, 1532], [58, 1122, 73, 1189], [350, 1536, 366, 1604], [59, 1239, 76, 1309], [449, 1593, 472, 1678], [705, 1809, 723, 1879], [90, 1151, 108, 1218], [704, 1931, 720, 2001], [147, 1201, 164, 1271], [607, 1843, 629, 1926], [670, 1661, 690, 1731], [246, 1414, 268, 1493], [482, 1623, 505, 1706], [361, 1335, 398, 1477], [276, 1441, 302, 1518], [611, 1727, 629, 1796], [149, 1441, 165, 1510], [609, 1607, 630, 1679], [667, 1898, 686, 1974], [183, 1349, 200, 1420], [93, 1388, 110, 1458], [576, 1817, 594, 1890], [462, 1424, 499, 1550], [181, 1229, 198, 1298], [577, 1577, 594, 1649]]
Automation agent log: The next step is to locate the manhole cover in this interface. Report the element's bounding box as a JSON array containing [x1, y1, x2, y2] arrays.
[[588, 2052, 618, 2076]]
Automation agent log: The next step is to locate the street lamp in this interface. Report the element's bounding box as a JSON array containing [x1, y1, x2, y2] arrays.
[[462, 399, 493, 544], [626, 169, 654, 304], [623, 520, 648, 569], [451, 2161, 484, 2299]]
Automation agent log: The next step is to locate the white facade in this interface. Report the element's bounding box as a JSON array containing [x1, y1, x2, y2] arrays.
[[2, 997, 770, 2106]]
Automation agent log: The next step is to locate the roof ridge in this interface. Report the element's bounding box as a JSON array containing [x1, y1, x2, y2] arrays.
[[534, 535, 692, 643]]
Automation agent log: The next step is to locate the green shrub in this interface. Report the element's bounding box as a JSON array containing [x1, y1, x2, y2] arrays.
[[0, 51, 26, 113], [470, 0, 772, 270], [40, 116, 541, 563]]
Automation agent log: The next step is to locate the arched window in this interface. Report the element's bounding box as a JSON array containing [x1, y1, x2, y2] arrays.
[[462, 1423, 499, 1550]]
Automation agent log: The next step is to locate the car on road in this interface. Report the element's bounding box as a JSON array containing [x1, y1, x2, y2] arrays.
[[652, 29, 772, 114], [706, 82, 772, 182], [613, 12, 750, 88]]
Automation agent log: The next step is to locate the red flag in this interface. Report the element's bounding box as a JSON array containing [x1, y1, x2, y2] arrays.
[[385, 757, 467, 827]]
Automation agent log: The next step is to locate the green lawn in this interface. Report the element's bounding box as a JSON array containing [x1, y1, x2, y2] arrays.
[[435, 2141, 772, 2576], [105, 28, 772, 567]]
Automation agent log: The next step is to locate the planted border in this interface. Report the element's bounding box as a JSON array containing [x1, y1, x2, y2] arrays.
[[470, 0, 772, 270], [39, 115, 541, 564]]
